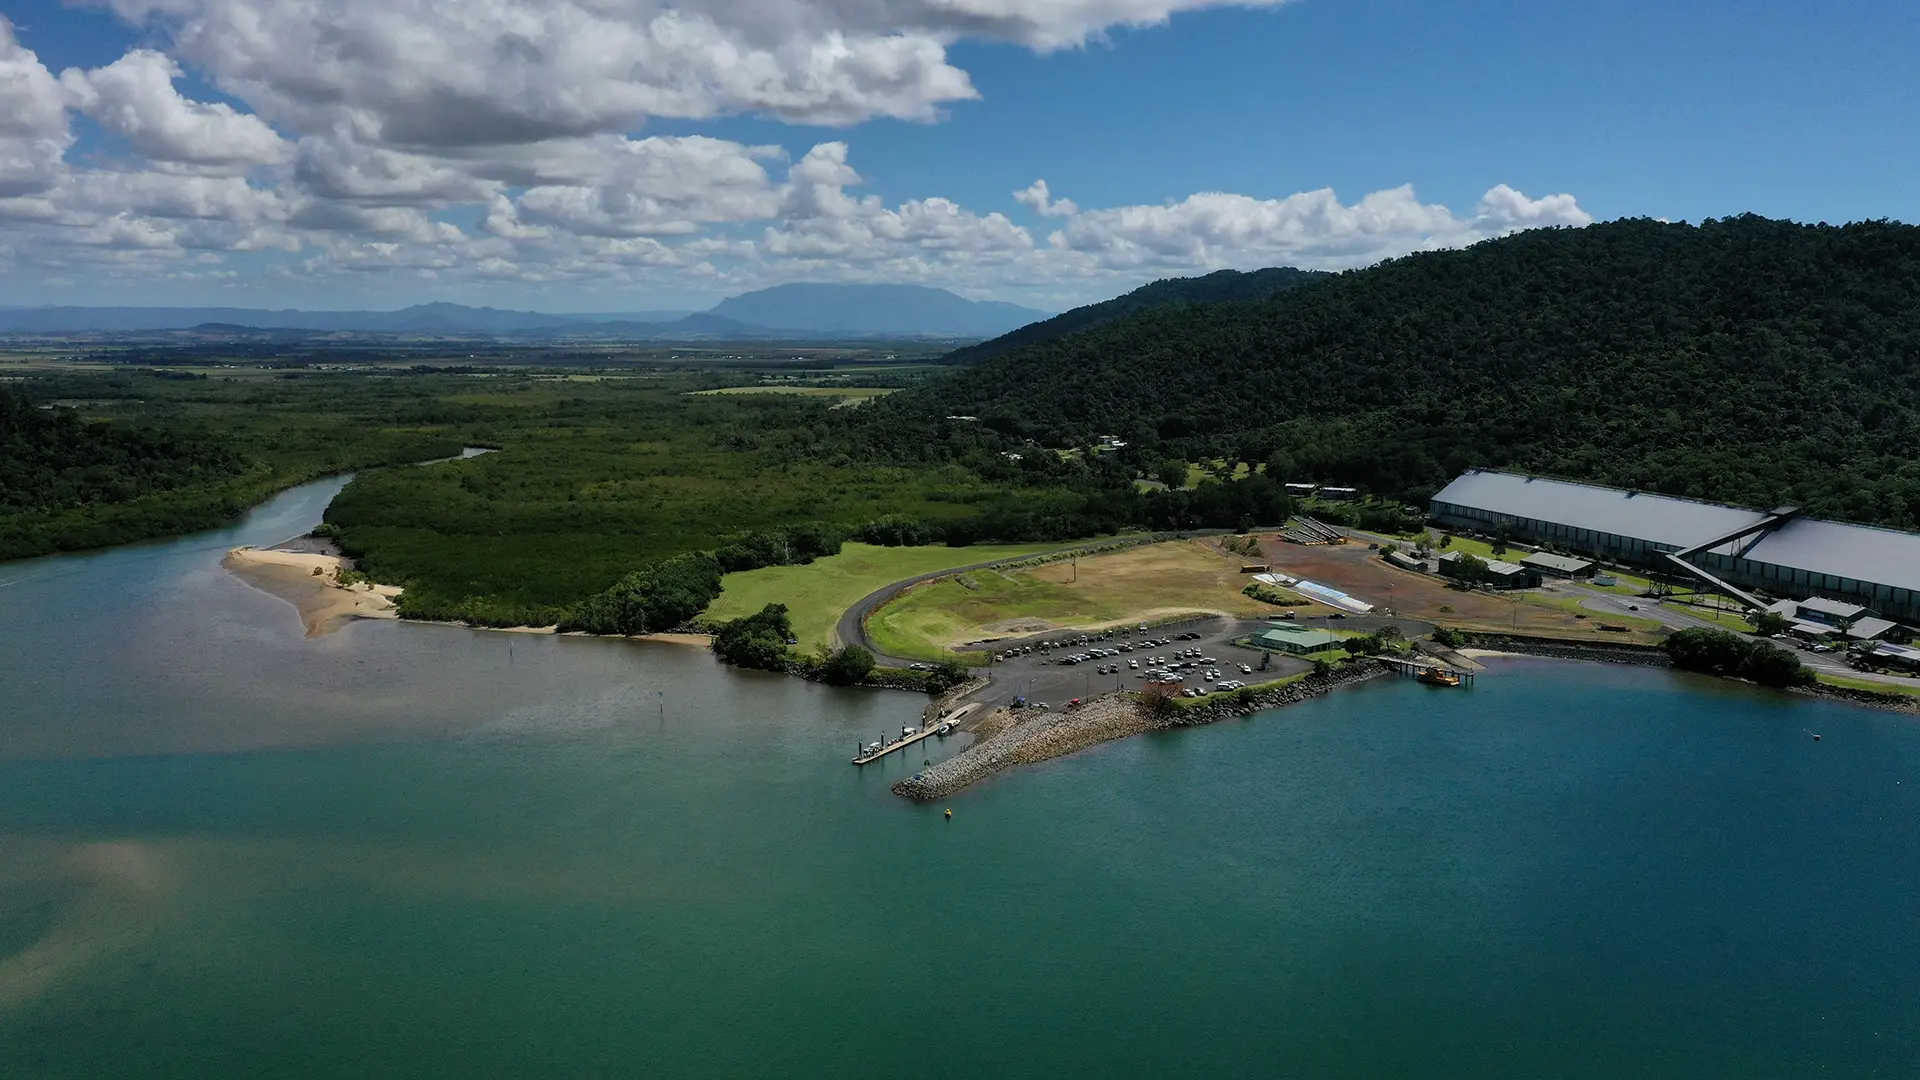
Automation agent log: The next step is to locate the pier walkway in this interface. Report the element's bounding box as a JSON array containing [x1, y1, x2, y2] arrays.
[[1379, 655, 1477, 684], [852, 704, 979, 765]]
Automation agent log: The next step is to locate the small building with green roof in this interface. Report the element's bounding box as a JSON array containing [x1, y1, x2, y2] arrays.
[[1251, 626, 1343, 654]]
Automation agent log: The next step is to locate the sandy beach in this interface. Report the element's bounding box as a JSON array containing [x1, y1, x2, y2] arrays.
[[224, 547, 401, 638]]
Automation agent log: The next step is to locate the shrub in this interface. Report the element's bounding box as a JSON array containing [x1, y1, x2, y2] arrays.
[[1664, 627, 1812, 687], [818, 644, 876, 686], [712, 604, 794, 671], [563, 551, 724, 635]]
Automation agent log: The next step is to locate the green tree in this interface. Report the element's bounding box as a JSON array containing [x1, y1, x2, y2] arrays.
[[1664, 626, 1812, 687], [1750, 609, 1791, 636], [1155, 459, 1189, 488], [711, 604, 795, 671], [1450, 553, 1489, 585], [819, 644, 876, 685]]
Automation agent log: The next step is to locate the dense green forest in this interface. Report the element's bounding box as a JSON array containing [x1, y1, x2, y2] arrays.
[[0, 377, 459, 558], [1, 388, 244, 512], [944, 266, 1328, 363], [1, 364, 1285, 625], [884, 215, 1920, 527]]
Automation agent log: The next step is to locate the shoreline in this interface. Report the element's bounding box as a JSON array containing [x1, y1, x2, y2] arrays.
[[221, 532, 1920, 722], [222, 542, 716, 649], [894, 662, 1389, 802], [223, 546, 400, 638]]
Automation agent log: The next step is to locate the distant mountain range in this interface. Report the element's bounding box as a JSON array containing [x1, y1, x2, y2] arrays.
[[709, 284, 1047, 338], [0, 284, 1052, 340], [0, 302, 689, 335]]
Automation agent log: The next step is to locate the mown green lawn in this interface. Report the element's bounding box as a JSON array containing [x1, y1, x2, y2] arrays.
[[866, 539, 1269, 661], [1815, 672, 1920, 698], [699, 541, 1072, 651]]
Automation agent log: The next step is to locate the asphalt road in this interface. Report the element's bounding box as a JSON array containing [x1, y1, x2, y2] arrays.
[[833, 537, 1161, 666]]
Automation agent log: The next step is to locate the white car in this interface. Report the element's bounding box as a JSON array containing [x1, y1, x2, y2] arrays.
[[1129, 659, 1139, 669]]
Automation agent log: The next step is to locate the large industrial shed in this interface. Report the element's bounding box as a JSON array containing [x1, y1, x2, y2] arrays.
[[1429, 470, 1920, 623]]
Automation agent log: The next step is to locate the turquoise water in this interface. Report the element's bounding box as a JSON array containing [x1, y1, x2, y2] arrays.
[[2, 482, 1917, 1077]]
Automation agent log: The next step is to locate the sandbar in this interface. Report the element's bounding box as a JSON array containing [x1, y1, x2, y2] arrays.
[[224, 546, 401, 638]]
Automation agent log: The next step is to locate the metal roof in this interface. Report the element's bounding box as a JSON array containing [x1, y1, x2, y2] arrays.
[[1431, 471, 1766, 550], [1742, 517, 1920, 595], [1793, 596, 1868, 619], [1434, 470, 1920, 594], [1846, 617, 1898, 641], [1520, 551, 1594, 573], [1253, 627, 1340, 649], [1437, 551, 1529, 576]]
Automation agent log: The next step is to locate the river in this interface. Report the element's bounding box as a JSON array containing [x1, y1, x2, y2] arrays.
[[1, 478, 1916, 1077]]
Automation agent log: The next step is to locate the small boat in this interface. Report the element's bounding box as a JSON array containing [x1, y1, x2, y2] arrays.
[[903, 725, 916, 737], [1416, 666, 1463, 688], [936, 722, 954, 736]]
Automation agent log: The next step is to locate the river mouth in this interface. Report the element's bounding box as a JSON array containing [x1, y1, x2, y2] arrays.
[[3, 478, 1919, 1078]]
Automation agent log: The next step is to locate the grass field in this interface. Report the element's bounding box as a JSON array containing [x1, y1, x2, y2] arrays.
[[1815, 673, 1920, 698], [1666, 600, 1756, 632], [868, 539, 1275, 660], [1517, 591, 1669, 633], [699, 541, 1071, 650]]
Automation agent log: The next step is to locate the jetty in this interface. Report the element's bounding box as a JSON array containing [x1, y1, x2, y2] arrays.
[[853, 704, 978, 765], [1379, 655, 1476, 684]]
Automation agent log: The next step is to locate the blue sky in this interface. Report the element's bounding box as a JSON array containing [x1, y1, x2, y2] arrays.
[[1, 0, 1914, 311]]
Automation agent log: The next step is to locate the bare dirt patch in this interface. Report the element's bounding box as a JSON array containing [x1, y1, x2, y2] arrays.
[[1260, 537, 1666, 644]]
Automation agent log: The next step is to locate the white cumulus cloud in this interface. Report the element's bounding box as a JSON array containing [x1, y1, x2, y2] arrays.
[[0, 0, 1595, 305], [0, 18, 73, 197], [1014, 179, 1078, 217], [59, 50, 289, 170], [1045, 182, 1591, 271]]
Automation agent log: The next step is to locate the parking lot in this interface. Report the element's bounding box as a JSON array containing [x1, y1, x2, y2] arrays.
[[966, 614, 1317, 711]]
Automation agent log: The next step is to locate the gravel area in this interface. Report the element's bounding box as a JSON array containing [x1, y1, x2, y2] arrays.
[[893, 661, 1389, 802]]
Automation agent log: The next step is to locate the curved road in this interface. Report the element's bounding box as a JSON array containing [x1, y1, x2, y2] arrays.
[[834, 525, 1344, 669], [834, 537, 1161, 666]]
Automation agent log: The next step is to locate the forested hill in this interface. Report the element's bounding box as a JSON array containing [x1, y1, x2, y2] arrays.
[[944, 266, 1328, 363], [883, 216, 1920, 527]]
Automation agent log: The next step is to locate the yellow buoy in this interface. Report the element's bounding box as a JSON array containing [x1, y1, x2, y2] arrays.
[[944, 808, 952, 820]]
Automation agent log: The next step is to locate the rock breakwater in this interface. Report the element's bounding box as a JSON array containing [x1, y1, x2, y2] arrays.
[[893, 661, 1388, 802], [1461, 633, 1671, 667]]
